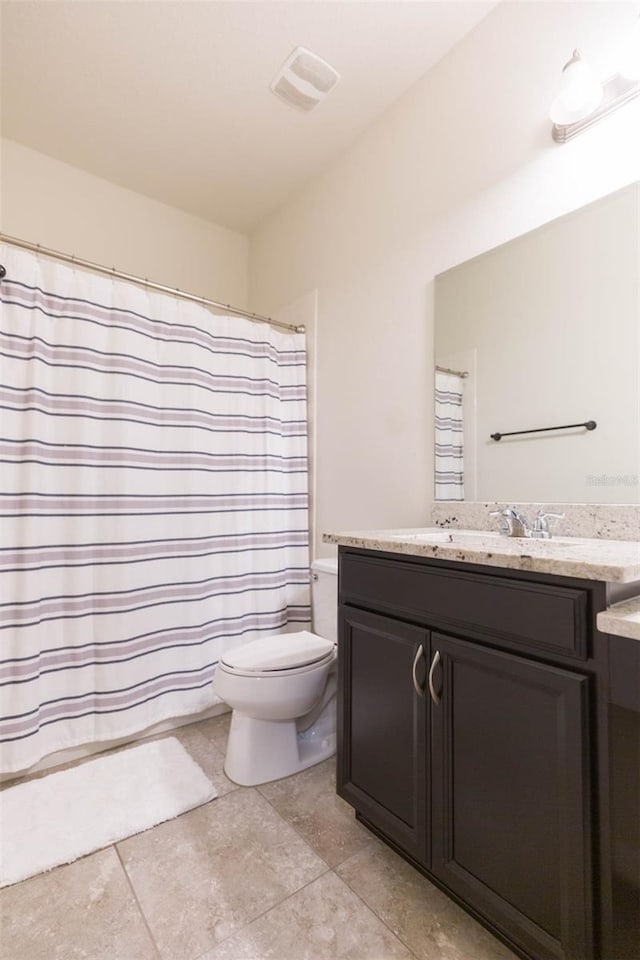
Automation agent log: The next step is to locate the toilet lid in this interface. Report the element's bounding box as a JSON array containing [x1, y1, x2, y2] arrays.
[[220, 630, 335, 673]]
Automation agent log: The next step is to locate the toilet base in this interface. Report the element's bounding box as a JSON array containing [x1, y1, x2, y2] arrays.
[[223, 699, 336, 787]]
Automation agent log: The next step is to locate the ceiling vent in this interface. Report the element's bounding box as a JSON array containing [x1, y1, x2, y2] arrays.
[[270, 46, 340, 112]]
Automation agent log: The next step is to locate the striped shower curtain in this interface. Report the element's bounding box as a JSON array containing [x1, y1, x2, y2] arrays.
[[434, 370, 464, 499], [0, 244, 310, 774]]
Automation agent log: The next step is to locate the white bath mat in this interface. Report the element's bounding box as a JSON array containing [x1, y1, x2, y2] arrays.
[[0, 737, 217, 888]]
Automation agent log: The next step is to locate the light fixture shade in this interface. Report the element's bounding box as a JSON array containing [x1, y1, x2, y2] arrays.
[[549, 50, 603, 125]]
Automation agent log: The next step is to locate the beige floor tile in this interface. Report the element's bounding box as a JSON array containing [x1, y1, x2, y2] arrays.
[[117, 787, 327, 960], [337, 842, 518, 960], [167, 723, 238, 798], [0, 847, 158, 960], [258, 758, 375, 868], [191, 713, 231, 753], [200, 870, 414, 960]]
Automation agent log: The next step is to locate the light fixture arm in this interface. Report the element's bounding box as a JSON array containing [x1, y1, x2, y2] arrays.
[[563, 49, 583, 72]]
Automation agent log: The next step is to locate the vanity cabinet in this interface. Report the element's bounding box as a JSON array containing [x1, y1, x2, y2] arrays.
[[338, 606, 428, 863], [429, 632, 593, 960], [336, 547, 635, 960]]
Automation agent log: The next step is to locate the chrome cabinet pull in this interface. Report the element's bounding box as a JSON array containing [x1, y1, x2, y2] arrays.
[[428, 650, 441, 705], [412, 645, 425, 696]]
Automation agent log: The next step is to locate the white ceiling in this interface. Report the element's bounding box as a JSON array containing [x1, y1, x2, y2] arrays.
[[1, 1, 496, 233]]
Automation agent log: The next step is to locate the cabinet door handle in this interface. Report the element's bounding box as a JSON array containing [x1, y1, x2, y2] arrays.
[[412, 645, 425, 696], [428, 650, 441, 705]]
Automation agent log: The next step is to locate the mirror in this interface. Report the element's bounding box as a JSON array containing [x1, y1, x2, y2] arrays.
[[434, 182, 639, 503]]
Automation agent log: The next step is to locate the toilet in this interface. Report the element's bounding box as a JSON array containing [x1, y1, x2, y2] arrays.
[[213, 558, 338, 786]]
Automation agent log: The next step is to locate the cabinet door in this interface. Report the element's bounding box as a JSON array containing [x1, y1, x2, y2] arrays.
[[430, 632, 593, 960], [337, 605, 428, 864]]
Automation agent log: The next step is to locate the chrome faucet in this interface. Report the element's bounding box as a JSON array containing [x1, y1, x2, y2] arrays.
[[490, 508, 565, 539], [490, 508, 531, 538]]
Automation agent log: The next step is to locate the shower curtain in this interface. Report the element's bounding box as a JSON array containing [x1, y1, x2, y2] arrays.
[[0, 244, 310, 774], [434, 370, 464, 499]]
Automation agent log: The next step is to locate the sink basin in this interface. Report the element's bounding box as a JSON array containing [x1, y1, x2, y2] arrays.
[[388, 530, 456, 543], [387, 529, 505, 545]]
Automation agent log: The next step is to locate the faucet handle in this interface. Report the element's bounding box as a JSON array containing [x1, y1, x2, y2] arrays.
[[532, 511, 565, 537], [489, 509, 511, 535]]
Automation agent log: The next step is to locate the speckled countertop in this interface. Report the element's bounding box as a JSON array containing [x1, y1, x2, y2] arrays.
[[597, 598, 640, 641], [429, 502, 639, 542], [323, 527, 640, 584]]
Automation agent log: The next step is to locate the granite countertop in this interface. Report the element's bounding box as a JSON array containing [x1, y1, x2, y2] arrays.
[[597, 598, 640, 641], [323, 527, 640, 583]]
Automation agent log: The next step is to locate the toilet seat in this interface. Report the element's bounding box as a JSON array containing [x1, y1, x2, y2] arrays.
[[219, 630, 336, 677], [218, 649, 336, 680], [214, 627, 338, 785]]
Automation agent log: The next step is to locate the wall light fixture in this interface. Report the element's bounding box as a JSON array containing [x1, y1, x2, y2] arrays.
[[550, 18, 640, 142]]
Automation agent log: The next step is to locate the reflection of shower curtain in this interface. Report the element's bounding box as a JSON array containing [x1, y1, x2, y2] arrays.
[[0, 245, 310, 773], [434, 371, 464, 500]]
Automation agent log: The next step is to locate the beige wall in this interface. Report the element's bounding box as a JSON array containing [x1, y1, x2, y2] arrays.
[[436, 184, 640, 504], [248, 2, 640, 556], [0, 139, 249, 306]]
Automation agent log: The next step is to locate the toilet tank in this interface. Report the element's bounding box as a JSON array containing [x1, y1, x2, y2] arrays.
[[311, 558, 338, 642]]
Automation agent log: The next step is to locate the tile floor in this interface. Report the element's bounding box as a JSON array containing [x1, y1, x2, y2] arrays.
[[0, 715, 518, 960]]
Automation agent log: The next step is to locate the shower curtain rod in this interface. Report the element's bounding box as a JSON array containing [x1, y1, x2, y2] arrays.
[[435, 364, 468, 378], [0, 232, 305, 334]]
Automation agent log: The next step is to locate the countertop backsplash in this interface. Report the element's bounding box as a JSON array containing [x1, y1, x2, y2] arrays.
[[429, 502, 640, 542]]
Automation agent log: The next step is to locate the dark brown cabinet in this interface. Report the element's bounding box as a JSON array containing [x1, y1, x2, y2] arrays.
[[338, 606, 428, 863], [430, 632, 593, 960], [336, 546, 639, 960]]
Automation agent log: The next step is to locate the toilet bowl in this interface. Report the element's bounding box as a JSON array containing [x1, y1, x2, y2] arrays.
[[213, 558, 338, 786]]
